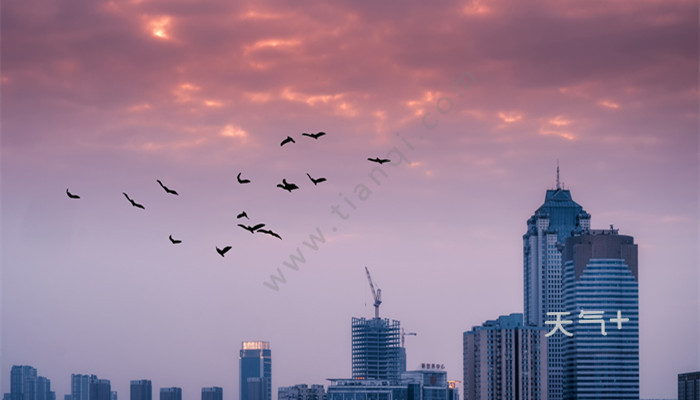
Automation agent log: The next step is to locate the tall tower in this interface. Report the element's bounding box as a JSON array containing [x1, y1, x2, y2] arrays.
[[130, 381, 152, 400], [523, 173, 590, 400], [562, 230, 639, 399], [240, 341, 272, 400]]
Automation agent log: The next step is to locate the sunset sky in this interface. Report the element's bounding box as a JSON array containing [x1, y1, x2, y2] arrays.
[[2, 0, 698, 399]]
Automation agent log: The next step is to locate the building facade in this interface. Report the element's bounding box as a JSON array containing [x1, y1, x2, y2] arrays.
[[6, 366, 55, 400], [158, 388, 181, 400], [240, 341, 272, 400], [278, 384, 326, 400], [562, 230, 639, 399], [201, 387, 222, 400], [352, 317, 401, 381], [327, 367, 453, 400], [678, 371, 700, 400], [523, 185, 590, 400], [463, 314, 547, 400], [130, 381, 152, 400]]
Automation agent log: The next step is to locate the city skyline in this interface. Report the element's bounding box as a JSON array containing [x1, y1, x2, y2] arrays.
[[2, 1, 698, 400]]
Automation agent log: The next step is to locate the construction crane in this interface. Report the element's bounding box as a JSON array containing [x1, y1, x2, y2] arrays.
[[401, 328, 417, 347], [365, 266, 382, 318]]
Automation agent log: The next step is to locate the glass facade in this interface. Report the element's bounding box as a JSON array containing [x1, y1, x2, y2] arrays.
[[240, 341, 272, 400]]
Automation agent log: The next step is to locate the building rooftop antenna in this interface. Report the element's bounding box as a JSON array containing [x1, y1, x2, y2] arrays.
[[556, 160, 561, 190]]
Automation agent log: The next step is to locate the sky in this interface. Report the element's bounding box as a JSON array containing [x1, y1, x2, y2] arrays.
[[1, 0, 698, 399]]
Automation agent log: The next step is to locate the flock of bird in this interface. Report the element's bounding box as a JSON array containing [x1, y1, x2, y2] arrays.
[[66, 131, 392, 259]]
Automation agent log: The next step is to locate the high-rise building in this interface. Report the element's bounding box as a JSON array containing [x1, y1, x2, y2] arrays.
[[158, 388, 181, 400], [278, 384, 326, 400], [71, 375, 94, 400], [352, 317, 401, 381], [678, 371, 700, 400], [130, 381, 152, 400], [523, 180, 590, 400], [201, 387, 222, 400], [90, 380, 111, 400], [6, 366, 54, 400], [240, 341, 272, 400], [110, 392, 117, 400], [463, 313, 547, 400], [562, 229, 639, 399]]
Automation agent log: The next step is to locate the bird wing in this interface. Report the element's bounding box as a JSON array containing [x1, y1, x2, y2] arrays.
[[251, 223, 265, 231]]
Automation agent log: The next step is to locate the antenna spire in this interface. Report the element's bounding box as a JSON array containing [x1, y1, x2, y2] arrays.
[[556, 160, 560, 190]]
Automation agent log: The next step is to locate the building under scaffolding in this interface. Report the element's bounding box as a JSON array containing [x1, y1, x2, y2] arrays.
[[352, 317, 401, 382]]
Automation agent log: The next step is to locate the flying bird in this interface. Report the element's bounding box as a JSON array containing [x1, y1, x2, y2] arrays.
[[238, 223, 265, 234], [368, 157, 391, 165], [216, 246, 232, 257], [169, 235, 182, 244], [306, 173, 327, 186], [301, 131, 326, 140], [66, 188, 80, 199], [280, 136, 295, 146], [237, 172, 251, 184], [258, 228, 282, 240], [123, 192, 145, 209], [157, 180, 178, 195], [276, 178, 299, 192], [237, 211, 249, 219]]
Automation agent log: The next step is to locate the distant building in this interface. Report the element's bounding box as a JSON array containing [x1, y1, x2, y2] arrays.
[[158, 388, 181, 400], [352, 317, 401, 381], [130, 381, 152, 400], [90, 380, 111, 400], [463, 313, 547, 400], [240, 341, 272, 400], [71, 375, 95, 400], [64, 395, 71, 400], [110, 392, 117, 400], [201, 387, 222, 400], [278, 384, 326, 400], [562, 229, 639, 399], [6, 365, 54, 400], [523, 181, 590, 400], [327, 366, 453, 400], [678, 371, 700, 400]]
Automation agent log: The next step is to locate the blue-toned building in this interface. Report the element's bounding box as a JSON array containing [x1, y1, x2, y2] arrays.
[[562, 229, 639, 399], [523, 181, 590, 400], [327, 367, 452, 400], [130, 380, 152, 400], [240, 341, 272, 400], [678, 371, 700, 400], [158, 388, 181, 400], [201, 387, 222, 400], [6, 366, 54, 400]]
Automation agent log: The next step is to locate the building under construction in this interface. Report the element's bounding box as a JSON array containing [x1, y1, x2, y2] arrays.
[[351, 317, 401, 381]]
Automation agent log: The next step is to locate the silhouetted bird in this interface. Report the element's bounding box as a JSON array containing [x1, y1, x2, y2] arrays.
[[238, 223, 265, 234], [258, 228, 282, 240], [237, 211, 249, 219], [66, 188, 80, 199], [237, 172, 251, 184], [123, 192, 145, 209], [301, 131, 326, 139], [276, 178, 299, 192], [216, 246, 232, 257], [280, 136, 295, 146], [157, 180, 178, 195], [169, 235, 182, 244], [306, 173, 327, 185], [368, 157, 391, 164]]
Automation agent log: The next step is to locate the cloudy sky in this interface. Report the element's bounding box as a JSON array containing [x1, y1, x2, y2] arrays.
[[2, 0, 698, 399]]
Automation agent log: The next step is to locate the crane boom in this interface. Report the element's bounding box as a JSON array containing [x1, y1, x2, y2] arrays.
[[365, 266, 382, 318]]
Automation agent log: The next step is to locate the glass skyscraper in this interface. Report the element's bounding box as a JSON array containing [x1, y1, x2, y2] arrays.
[[130, 381, 152, 400], [523, 184, 590, 400], [240, 341, 272, 400], [562, 230, 639, 399]]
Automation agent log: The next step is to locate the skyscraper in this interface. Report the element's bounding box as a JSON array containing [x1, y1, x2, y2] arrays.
[[71, 375, 94, 400], [10, 366, 37, 400], [562, 229, 639, 399], [523, 179, 590, 400], [678, 371, 700, 400], [352, 317, 401, 381], [130, 381, 152, 400], [90, 380, 111, 400], [240, 341, 272, 400], [463, 313, 547, 400], [158, 388, 181, 400], [201, 387, 222, 400]]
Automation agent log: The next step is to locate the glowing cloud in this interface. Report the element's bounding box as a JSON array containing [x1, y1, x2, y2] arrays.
[[221, 124, 249, 141], [498, 112, 523, 123], [598, 99, 621, 109], [549, 115, 572, 126], [148, 16, 172, 40]]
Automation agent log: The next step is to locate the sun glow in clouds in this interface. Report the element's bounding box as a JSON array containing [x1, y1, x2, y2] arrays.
[[498, 112, 523, 123], [598, 99, 621, 109], [221, 124, 249, 141], [148, 16, 172, 40]]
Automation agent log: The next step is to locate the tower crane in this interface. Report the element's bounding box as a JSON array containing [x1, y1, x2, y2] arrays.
[[401, 328, 417, 347], [365, 266, 382, 319]]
